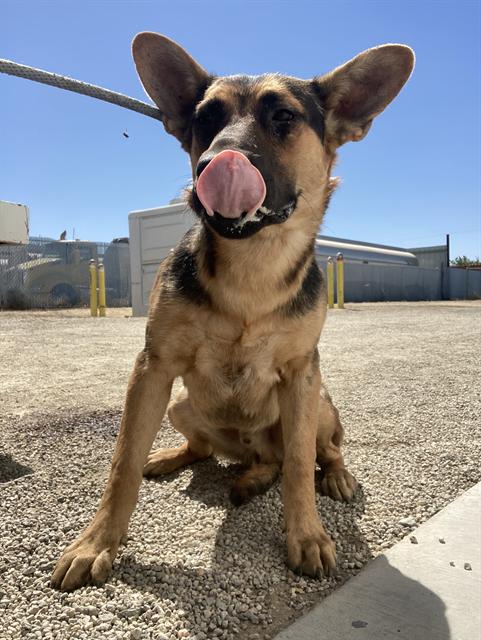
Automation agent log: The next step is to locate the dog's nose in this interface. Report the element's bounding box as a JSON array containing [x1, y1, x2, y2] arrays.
[[196, 156, 213, 178], [196, 149, 259, 178]]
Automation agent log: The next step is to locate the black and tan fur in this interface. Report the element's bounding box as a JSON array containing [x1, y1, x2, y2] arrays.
[[52, 34, 414, 590]]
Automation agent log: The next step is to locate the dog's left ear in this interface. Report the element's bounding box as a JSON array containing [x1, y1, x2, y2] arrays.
[[315, 44, 415, 150], [132, 32, 211, 149]]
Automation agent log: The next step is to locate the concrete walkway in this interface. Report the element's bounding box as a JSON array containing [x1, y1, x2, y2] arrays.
[[275, 482, 480, 640]]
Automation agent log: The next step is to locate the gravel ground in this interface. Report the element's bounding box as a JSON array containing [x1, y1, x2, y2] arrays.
[[1, 302, 480, 640]]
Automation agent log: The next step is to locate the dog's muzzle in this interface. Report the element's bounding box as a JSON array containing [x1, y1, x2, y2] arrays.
[[194, 149, 297, 239], [196, 149, 266, 220]]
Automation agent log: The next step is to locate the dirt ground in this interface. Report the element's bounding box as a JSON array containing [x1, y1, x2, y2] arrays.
[[0, 307, 142, 419], [1, 301, 480, 640], [1, 301, 479, 420]]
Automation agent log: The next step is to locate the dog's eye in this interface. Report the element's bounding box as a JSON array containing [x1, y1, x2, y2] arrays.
[[272, 109, 295, 123]]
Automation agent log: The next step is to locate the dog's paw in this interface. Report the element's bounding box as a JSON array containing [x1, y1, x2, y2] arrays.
[[143, 444, 209, 477], [286, 520, 336, 578], [320, 467, 357, 502], [143, 447, 181, 476], [51, 526, 120, 591], [229, 480, 266, 506]]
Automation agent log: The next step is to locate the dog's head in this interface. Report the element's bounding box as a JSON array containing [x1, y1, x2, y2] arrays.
[[132, 33, 414, 240]]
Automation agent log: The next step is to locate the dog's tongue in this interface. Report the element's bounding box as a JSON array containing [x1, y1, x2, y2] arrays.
[[196, 150, 266, 219]]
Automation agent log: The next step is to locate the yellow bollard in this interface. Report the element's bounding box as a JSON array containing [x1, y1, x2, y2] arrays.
[[98, 262, 106, 317], [327, 257, 334, 309], [336, 252, 344, 309], [89, 259, 98, 317]]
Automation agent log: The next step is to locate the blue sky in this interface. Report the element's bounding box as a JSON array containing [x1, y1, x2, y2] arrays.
[[2, 0, 480, 259]]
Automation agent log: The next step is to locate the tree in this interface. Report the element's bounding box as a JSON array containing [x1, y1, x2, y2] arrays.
[[450, 255, 481, 268]]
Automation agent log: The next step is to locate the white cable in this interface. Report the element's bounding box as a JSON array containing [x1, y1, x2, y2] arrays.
[[0, 58, 162, 121]]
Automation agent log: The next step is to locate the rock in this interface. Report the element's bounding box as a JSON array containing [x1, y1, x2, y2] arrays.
[[399, 517, 416, 527], [119, 608, 141, 619], [98, 613, 114, 623], [352, 620, 368, 629]]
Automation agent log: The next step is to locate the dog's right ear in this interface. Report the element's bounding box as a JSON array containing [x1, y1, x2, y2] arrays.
[[132, 32, 211, 149]]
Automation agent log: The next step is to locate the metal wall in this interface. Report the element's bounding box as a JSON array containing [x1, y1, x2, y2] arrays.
[[316, 259, 443, 302], [445, 268, 481, 300], [344, 263, 442, 302], [316, 259, 481, 302], [408, 245, 448, 269]]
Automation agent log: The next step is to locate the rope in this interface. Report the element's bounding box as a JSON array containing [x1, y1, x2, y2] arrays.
[[0, 58, 163, 122]]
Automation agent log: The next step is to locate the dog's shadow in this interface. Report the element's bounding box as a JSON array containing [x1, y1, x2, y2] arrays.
[[0, 452, 34, 484], [114, 461, 451, 639], [150, 457, 245, 508], [114, 458, 348, 633]]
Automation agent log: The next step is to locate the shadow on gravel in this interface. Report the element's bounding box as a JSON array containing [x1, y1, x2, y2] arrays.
[[120, 460, 373, 638], [0, 452, 33, 484], [147, 457, 244, 508]]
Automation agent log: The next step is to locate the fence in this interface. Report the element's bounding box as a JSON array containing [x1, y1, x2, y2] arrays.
[[0, 238, 131, 309], [316, 259, 481, 302]]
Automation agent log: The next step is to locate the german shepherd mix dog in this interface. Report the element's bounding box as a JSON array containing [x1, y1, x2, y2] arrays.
[[52, 34, 414, 590]]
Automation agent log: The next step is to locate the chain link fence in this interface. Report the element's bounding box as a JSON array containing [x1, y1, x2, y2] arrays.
[[0, 237, 131, 309]]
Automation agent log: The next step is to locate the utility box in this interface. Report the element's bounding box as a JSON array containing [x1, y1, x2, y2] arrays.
[[0, 201, 29, 244], [129, 201, 195, 316]]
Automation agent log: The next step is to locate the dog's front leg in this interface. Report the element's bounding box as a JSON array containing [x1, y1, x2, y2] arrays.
[[280, 358, 336, 578], [51, 349, 173, 591]]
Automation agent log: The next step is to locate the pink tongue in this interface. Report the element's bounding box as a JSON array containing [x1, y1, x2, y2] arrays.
[[196, 149, 266, 220]]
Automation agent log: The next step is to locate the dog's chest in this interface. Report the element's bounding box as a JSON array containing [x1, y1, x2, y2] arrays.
[[185, 331, 281, 428]]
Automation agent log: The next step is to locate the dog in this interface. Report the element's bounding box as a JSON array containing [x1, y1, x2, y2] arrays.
[[51, 33, 414, 590]]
